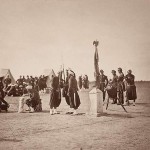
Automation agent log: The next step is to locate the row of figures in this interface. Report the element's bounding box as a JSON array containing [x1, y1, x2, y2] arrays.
[[78, 75, 89, 89], [1, 67, 137, 113], [2, 75, 48, 97], [17, 69, 81, 114], [96, 68, 137, 106]]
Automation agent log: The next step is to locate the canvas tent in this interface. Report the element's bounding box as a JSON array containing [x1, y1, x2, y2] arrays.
[[0, 69, 16, 84], [43, 69, 56, 87]]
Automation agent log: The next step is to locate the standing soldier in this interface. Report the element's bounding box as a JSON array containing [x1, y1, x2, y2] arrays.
[[16, 76, 23, 86], [82, 75, 89, 89], [30, 76, 35, 89], [62, 70, 70, 106], [26, 75, 30, 84], [78, 75, 82, 89], [117, 68, 125, 105], [67, 70, 80, 115], [22, 76, 26, 83], [125, 70, 137, 106], [99, 70, 108, 101], [111, 70, 118, 104], [0, 76, 4, 93], [38, 75, 43, 93], [49, 74, 61, 115], [0, 76, 9, 111]]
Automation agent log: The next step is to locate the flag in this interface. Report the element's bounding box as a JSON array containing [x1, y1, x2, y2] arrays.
[[94, 47, 99, 77], [94, 46, 100, 88]]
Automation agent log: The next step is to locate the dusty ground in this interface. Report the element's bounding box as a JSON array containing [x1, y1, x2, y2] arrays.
[[0, 84, 150, 150]]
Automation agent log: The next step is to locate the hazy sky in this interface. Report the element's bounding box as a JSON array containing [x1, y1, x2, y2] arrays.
[[0, 0, 150, 81]]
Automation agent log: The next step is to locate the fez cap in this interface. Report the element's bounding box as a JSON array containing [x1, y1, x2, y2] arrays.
[[111, 70, 116, 73], [127, 70, 132, 73], [118, 67, 122, 71], [68, 69, 75, 76]]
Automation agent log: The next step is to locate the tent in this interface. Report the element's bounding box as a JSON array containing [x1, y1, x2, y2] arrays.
[[43, 69, 56, 87], [0, 69, 16, 84]]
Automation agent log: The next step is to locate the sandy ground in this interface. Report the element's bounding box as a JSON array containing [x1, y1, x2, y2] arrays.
[[0, 86, 150, 150]]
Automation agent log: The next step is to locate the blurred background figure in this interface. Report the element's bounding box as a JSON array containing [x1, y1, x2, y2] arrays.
[[4, 75, 11, 88], [82, 75, 89, 89], [78, 75, 82, 89], [0, 76, 9, 112], [117, 68, 125, 105]]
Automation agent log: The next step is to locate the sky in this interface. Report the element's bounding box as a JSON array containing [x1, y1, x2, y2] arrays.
[[0, 0, 150, 81]]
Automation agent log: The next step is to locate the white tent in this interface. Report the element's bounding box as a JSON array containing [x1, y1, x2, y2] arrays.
[[43, 69, 56, 87], [0, 69, 16, 84]]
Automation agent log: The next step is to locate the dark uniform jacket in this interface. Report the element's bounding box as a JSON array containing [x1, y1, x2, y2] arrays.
[[68, 76, 78, 93], [125, 74, 137, 100], [68, 75, 80, 109], [125, 74, 135, 86], [78, 76, 82, 89], [49, 76, 61, 108], [0, 78, 4, 90], [51, 76, 59, 90], [112, 75, 118, 88], [117, 73, 125, 91], [99, 74, 108, 91], [16, 78, 23, 86]]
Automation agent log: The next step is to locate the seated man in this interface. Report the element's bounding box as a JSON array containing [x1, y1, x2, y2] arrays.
[[26, 86, 42, 112]]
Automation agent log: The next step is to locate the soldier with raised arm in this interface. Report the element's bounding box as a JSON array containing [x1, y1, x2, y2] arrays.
[[117, 68, 125, 105], [67, 70, 80, 115]]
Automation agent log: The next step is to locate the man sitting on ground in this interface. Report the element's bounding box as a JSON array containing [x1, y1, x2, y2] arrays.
[[26, 86, 42, 113]]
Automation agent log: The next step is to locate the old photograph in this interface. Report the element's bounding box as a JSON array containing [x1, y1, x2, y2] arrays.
[[0, 0, 150, 149]]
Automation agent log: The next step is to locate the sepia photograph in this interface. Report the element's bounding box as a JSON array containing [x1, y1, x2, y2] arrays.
[[0, 0, 150, 149]]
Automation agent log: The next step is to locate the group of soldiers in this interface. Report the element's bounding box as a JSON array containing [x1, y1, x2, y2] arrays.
[[0, 67, 137, 113], [96, 68, 137, 106], [0, 69, 81, 114], [2, 75, 47, 97], [17, 69, 81, 114], [49, 69, 81, 115], [16, 75, 47, 92], [0, 75, 47, 112]]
